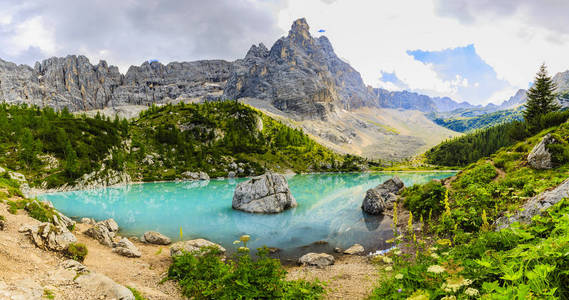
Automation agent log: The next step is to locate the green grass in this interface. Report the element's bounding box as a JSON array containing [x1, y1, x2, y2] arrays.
[[128, 287, 148, 300], [371, 120, 569, 299], [64, 243, 88, 262]]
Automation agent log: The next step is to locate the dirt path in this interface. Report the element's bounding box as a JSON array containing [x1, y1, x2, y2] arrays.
[[489, 160, 506, 181], [286, 255, 379, 299]]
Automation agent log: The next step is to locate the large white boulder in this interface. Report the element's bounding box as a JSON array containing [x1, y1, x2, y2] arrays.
[[232, 173, 297, 213]]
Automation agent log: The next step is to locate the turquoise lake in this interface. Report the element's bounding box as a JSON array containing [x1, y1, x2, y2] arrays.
[[38, 172, 455, 259]]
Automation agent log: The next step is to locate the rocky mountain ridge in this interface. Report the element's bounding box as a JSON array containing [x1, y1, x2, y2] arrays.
[[0, 18, 376, 121]]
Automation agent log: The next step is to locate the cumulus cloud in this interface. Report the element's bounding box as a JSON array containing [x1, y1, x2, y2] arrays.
[[406, 44, 512, 103], [0, 0, 284, 71]]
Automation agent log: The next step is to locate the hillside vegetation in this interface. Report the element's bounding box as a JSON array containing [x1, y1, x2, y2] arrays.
[[0, 101, 367, 188], [371, 120, 569, 299], [425, 110, 569, 166], [433, 108, 523, 133]]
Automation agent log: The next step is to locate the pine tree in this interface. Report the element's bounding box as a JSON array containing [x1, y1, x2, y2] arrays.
[[524, 63, 560, 123]]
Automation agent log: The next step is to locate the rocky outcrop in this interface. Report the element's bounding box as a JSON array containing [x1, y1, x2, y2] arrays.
[[19, 222, 77, 251], [343, 244, 365, 255], [223, 18, 376, 120], [362, 176, 405, 215], [299, 253, 335, 267], [142, 231, 171, 245], [0, 56, 232, 112], [170, 238, 226, 257], [528, 134, 556, 169], [496, 179, 569, 230], [232, 173, 297, 213], [181, 171, 210, 181], [112, 238, 142, 258], [85, 219, 119, 247]]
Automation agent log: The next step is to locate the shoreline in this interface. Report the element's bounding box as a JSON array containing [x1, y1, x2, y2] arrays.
[[28, 169, 459, 196]]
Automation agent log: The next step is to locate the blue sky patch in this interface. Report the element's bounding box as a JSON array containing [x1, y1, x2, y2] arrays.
[[406, 44, 510, 104]]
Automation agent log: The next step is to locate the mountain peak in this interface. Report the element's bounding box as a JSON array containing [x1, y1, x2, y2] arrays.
[[288, 18, 312, 43]]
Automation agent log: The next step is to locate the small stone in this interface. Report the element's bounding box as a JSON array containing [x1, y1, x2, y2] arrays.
[[112, 238, 141, 258], [343, 244, 365, 255], [299, 253, 335, 268], [142, 231, 171, 245], [170, 239, 226, 257], [334, 247, 342, 253]]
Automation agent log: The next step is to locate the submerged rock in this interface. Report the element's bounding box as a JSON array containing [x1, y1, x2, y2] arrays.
[[344, 244, 365, 255], [170, 238, 226, 257], [299, 253, 335, 267], [112, 238, 141, 258], [496, 178, 569, 229], [232, 173, 297, 213], [361, 176, 405, 215], [142, 231, 171, 245], [528, 134, 556, 169]]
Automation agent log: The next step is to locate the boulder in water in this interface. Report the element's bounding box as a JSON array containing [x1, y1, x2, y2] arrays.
[[232, 173, 297, 213], [361, 176, 404, 215]]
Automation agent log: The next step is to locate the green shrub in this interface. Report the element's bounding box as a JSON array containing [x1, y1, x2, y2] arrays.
[[403, 180, 446, 218], [455, 163, 497, 188], [25, 201, 55, 223], [64, 243, 88, 262], [0, 215, 5, 221], [166, 246, 324, 299]]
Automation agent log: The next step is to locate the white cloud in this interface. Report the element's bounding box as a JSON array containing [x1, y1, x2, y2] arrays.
[[276, 0, 569, 104], [5, 16, 56, 57]]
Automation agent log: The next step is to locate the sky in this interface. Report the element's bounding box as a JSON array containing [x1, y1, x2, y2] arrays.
[[1, 0, 569, 105]]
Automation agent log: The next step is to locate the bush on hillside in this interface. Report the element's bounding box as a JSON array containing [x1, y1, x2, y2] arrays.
[[403, 181, 446, 219]]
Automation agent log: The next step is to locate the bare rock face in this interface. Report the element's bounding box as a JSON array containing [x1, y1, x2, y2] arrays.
[[528, 134, 556, 169], [142, 231, 171, 245], [362, 176, 405, 215], [223, 18, 376, 120], [112, 238, 141, 258], [232, 173, 297, 213], [495, 179, 569, 230], [170, 238, 226, 257], [0, 19, 377, 123], [299, 253, 335, 267], [19, 222, 77, 252], [0, 56, 232, 112]]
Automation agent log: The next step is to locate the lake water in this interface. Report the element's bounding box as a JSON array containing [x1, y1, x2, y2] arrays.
[[38, 172, 455, 260]]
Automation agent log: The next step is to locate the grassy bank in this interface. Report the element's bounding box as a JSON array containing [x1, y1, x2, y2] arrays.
[[370, 121, 569, 299]]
